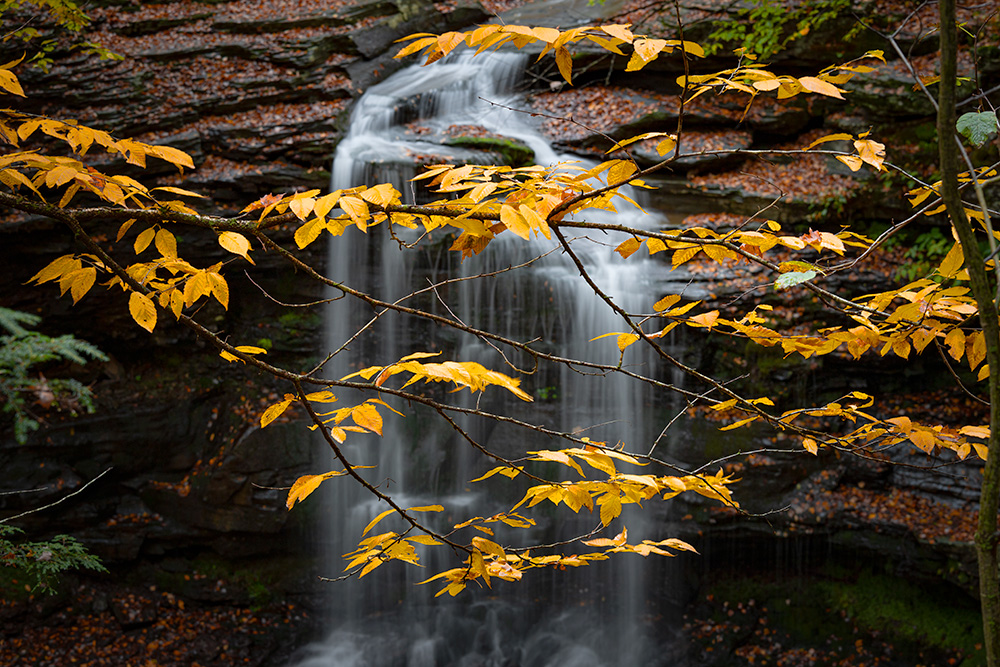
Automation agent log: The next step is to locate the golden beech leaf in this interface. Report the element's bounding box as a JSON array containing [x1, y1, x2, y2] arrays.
[[352, 403, 384, 435], [128, 292, 157, 332], [797, 76, 844, 99], [653, 294, 681, 312], [134, 227, 155, 254], [803, 438, 819, 455], [615, 237, 641, 258], [598, 492, 622, 526], [910, 430, 936, 454], [968, 331, 986, 371], [617, 333, 640, 351], [719, 416, 758, 431], [555, 46, 573, 83], [854, 139, 886, 171], [67, 267, 95, 302], [887, 415, 913, 433], [363, 508, 396, 537], [146, 144, 195, 170], [0, 67, 25, 97], [945, 328, 966, 361], [218, 231, 255, 264], [294, 217, 326, 249], [30, 254, 77, 285], [688, 311, 720, 328], [154, 228, 177, 258], [938, 242, 965, 279], [219, 345, 267, 363], [286, 470, 347, 509], [305, 390, 337, 402], [261, 396, 294, 428], [960, 425, 990, 439], [500, 204, 530, 240], [836, 155, 864, 171]]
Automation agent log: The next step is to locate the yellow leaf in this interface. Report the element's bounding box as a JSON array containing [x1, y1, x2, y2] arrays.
[[836, 155, 864, 171], [207, 272, 229, 309], [352, 403, 384, 435], [968, 331, 986, 370], [0, 68, 25, 97], [305, 390, 337, 402], [134, 227, 155, 254], [65, 267, 95, 304], [555, 46, 573, 84], [261, 397, 294, 427], [598, 492, 622, 526], [615, 237, 641, 259], [295, 217, 326, 249], [150, 186, 204, 198], [154, 228, 177, 258], [854, 138, 886, 171], [29, 254, 77, 284], [218, 231, 254, 264], [617, 332, 640, 351], [688, 311, 720, 328], [887, 415, 912, 433], [798, 76, 844, 98], [128, 292, 157, 332], [938, 242, 964, 279], [286, 470, 346, 509], [147, 144, 195, 169], [607, 159, 638, 185], [363, 508, 396, 537], [910, 429, 936, 453], [116, 219, 137, 243], [803, 438, 818, 455], [500, 204, 530, 240], [654, 294, 680, 312], [944, 328, 966, 361], [805, 132, 854, 150], [719, 416, 757, 431]]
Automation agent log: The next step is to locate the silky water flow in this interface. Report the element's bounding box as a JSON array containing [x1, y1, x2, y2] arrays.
[[293, 47, 690, 667]]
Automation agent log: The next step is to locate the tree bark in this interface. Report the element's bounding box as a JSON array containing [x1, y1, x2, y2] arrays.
[[937, 0, 1000, 663]]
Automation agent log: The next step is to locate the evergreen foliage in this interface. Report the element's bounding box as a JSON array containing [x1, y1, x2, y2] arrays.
[[0, 307, 106, 444]]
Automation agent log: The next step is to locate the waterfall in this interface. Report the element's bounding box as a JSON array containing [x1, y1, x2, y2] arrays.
[[294, 45, 686, 667]]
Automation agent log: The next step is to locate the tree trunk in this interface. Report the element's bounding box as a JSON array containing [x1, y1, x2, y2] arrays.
[[937, 0, 1000, 663]]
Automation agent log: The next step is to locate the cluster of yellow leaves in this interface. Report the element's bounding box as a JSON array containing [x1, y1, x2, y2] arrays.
[[2, 63, 265, 334], [613, 220, 862, 268], [341, 351, 533, 401], [906, 166, 998, 222], [343, 505, 444, 577], [501, 445, 738, 525], [806, 131, 887, 172], [260, 160, 647, 260], [680, 51, 885, 106], [396, 24, 703, 84], [29, 247, 230, 333], [418, 440, 721, 597], [0, 61, 196, 210], [711, 386, 990, 461]]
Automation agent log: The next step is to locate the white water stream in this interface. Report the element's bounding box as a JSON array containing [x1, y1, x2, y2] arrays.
[[293, 45, 686, 667]]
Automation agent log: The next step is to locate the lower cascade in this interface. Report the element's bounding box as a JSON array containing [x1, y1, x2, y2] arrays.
[[294, 45, 688, 667]]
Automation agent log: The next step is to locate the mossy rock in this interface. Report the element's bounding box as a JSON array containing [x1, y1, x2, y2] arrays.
[[444, 136, 535, 167]]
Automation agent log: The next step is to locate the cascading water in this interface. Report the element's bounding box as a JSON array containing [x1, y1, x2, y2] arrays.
[[293, 44, 688, 667]]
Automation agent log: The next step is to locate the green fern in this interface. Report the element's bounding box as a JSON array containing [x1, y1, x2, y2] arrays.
[[0, 307, 107, 443], [0, 524, 107, 594]]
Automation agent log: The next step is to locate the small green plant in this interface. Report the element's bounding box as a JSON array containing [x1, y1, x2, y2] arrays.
[[705, 0, 851, 58], [895, 227, 951, 282], [0, 307, 107, 443], [0, 524, 107, 594]]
